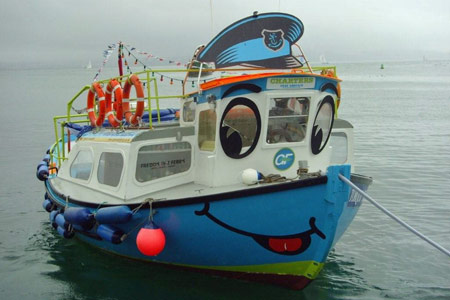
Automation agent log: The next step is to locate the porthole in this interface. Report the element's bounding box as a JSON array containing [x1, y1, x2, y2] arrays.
[[220, 98, 261, 159], [311, 95, 335, 155]]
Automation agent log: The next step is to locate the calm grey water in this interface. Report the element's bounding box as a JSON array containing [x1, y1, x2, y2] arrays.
[[0, 61, 449, 299]]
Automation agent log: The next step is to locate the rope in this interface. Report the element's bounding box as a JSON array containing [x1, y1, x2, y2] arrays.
[[261, 174, 287, 183], [338, 174, 450, 258], [131, 198, 152, 215], [93, 201, 108, 214], [121, 198, 155, 242]]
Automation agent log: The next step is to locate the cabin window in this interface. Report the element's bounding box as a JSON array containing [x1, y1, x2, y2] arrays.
[[330, 132, 348, 163], [198, 109, 216, 151], [136, 142, 192, 182], [220, 98, 261, 158], [267, 97, 309, 144], [311, 96, 335, 155], [183, 100, 196, 122], [97, 152, 124, 187], [70, 150, 93, 180]]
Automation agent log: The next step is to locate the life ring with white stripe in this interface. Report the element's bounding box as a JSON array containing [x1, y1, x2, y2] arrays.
[[105, 79, 123, 127], [122, 74, 145, 125], [87, 82, 106, 127]]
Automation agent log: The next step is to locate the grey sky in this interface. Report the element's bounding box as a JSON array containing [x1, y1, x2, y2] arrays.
[[1, 0, 449, 68]]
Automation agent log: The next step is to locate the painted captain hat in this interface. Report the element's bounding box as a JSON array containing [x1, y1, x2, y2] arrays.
[[197, 12, 304, 69]]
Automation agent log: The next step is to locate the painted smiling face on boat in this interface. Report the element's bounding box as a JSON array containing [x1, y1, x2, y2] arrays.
[[195, 202, 326, 255]]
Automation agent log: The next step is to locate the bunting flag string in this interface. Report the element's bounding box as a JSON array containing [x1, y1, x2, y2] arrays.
[[92, 42, 215, 87], [93, 43, 117, 82], [124, 44, 187, 67], [122, 44, 189, 85]]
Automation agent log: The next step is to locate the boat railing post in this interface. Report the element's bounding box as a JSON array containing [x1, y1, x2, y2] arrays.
[[197, 62, 203, 95], [53, 116, 61, 167], [152, 77, 161, 124], [294, 44, 313, 73], [146, 71, 153, 128], [61, 122, 66, 161]]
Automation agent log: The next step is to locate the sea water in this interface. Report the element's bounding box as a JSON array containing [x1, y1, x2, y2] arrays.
[[0, 61, 449, 299]]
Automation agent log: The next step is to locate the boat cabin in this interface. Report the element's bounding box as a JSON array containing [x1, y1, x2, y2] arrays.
[[52, 72, 353, 204]]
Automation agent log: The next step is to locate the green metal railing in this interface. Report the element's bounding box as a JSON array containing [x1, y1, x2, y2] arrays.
[[50, 66, 339, 166]]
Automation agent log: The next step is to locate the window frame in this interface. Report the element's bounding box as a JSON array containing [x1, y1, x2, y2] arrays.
[[182, 98, 196, 123], [264, 95, 311, 147], [330, 131, 348, 164], [197, 108, 217, 153], [97, 151, 125, 188], [69, 148, 94, 182], [134, 141, 193, 184]]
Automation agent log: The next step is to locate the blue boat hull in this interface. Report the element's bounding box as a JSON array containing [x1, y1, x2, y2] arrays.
[[43, 164, 370, 289]]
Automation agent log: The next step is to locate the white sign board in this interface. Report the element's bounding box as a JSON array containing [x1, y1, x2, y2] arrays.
[[266, 77, 315, 89]]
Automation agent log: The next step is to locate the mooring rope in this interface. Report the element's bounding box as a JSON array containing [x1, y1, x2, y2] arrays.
[[338, 174, 450, 258]]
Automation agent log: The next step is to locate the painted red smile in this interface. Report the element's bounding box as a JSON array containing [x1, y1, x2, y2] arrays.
[[268, 237, 302, 253], [195, 202, 326, 256]]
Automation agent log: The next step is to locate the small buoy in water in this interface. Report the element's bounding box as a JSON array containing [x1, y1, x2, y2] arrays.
[[241, 168, 263, 185], [136, 222, 166, 256]]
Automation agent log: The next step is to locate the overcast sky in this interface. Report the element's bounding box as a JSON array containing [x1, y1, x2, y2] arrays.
[[1, 0, 449, 68]]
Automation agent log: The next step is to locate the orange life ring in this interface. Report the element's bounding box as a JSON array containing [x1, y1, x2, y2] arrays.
[[122, 74, 145, 125], [87, 82, 106, 127], [105, 79, 123, 127]]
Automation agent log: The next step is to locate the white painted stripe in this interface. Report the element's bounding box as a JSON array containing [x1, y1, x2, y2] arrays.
[[122, 98, 130, 103], [106, 89, 112, 94], [98, 97, 105, 101], [112, 85, 121, 93], [137, 97, 145, 102], [87, 108, 94, 113], [106, 111, 113, 117]]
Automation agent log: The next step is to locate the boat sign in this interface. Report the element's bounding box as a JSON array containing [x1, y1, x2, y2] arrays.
[[273, 148, 295, 170], [267, 77, 315, 89]]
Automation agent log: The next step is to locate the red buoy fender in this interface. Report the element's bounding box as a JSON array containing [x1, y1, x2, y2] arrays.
[[136, 222, 166, 256], [105, 79, 123, 127], [122, 74, 145, 125], [87, 82, 106, 127]]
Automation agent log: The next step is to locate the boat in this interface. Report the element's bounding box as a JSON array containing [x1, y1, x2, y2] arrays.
[[86, 60, 92, 69], [36, 12, 372, 290]]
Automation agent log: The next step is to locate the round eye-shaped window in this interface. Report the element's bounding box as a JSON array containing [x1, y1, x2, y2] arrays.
[[311, 95, 335, 155], [220, 98, 261, 159]]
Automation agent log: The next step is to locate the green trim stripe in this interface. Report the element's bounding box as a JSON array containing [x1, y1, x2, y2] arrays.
[[173, 260, 324, 279]]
